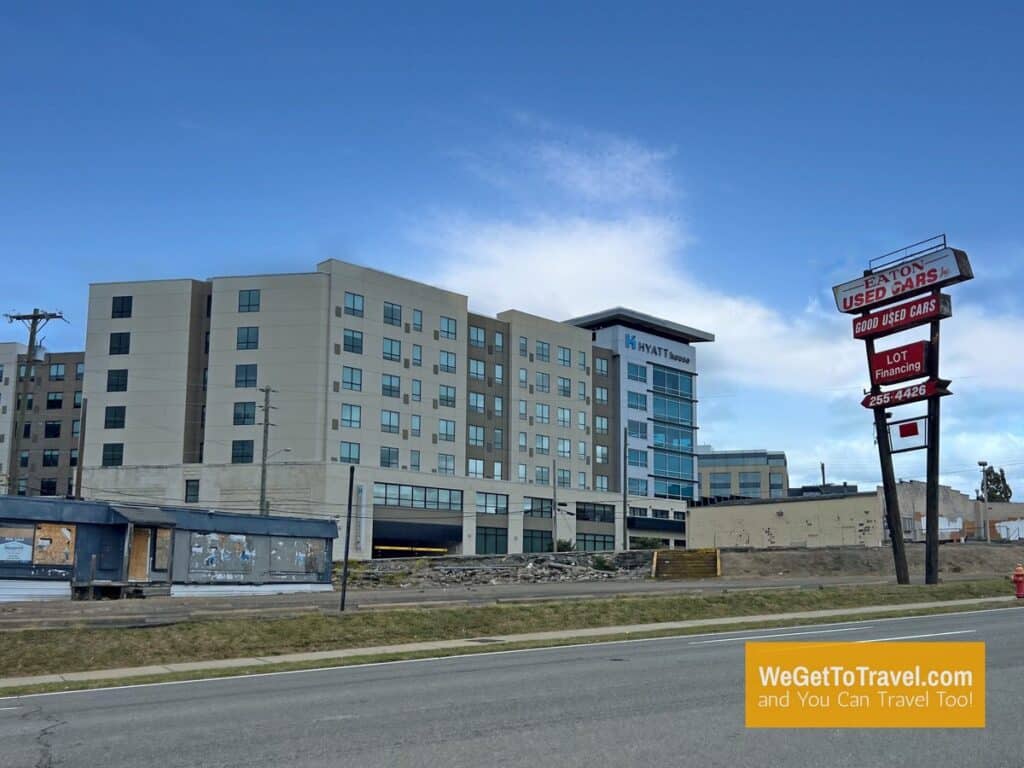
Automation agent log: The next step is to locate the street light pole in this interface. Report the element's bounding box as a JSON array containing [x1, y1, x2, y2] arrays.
[[978, 460, 989, 543]]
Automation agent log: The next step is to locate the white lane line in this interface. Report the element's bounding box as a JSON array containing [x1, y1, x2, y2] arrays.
[[0, 706, 21, 711], [2, 606, 1015, 702], [689, 626, 869, 645], [857, 630, 976, 643]]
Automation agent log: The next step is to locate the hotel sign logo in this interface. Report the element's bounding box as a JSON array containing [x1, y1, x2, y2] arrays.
[[624, 333, 690, 364]]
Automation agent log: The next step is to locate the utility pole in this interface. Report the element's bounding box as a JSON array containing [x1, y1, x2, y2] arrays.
[[551, 458, 557, 552], [820, 462, 826, 487], [622, 426, 629, 551], [74, 397, 87, 499], [978, 460, 989, 543], [5, 309, 66, 495], [339, 464, 356, 612], [257, 385, 276, 515], [924, 317, 941, 585]]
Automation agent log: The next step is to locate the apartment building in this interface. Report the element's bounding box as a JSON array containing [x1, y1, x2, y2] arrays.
[[695, 446, 789, 501], [80, 260, 713, 558], [0, 346, 85, 498]]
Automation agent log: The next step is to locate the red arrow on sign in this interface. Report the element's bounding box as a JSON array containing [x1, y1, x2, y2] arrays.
[[861, 379, 951, 409]]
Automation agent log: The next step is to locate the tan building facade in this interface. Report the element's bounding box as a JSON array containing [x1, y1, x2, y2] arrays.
[[696, 447, 789, 500]]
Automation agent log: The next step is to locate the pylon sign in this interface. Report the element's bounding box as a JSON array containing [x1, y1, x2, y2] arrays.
[[832, 236, 974, 587]]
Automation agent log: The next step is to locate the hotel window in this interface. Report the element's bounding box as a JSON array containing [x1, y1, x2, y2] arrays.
[[45, 420, 62, 438], [439, 384, 456, 408], [627, 391, 647, 410], [40, 479, 58, 496], [519, 367, 528, 387], [595, 357, 608, 376], [557, 346, 571, 367], [469, 325, 485, 348], [493, 461, 503, 479], [770, 473, 785, 498], [412, 308, 423, 331], [18, 450, 28, 467], [381, 374, 400, 398], [578, 381, 586, 400], [383, 302, 402, 326], [494, 396, 504, 416], [438, 419, 456, 442], [494, 363, 504, 384], [105, 405, 127, 429], [238, 289, 260, 313], [236, 326, 259, 350], [380, 447, 399, 468], [71, 419, 80, 437], [343, 291, 364, 317], [523, 529, 553, 553], [494, 331, 504, 351], [185, 479, 200, 502], [343, 329, 363, 354], [628, 477, 648, 496], [111, 295, 133, 318], [469, 392, 485, 413], [535, 371, 549, 392], [469, 359, 485, 380], [235, 364, 257, 388], [102, 443, 125, 467], [739, 471, 762, 497], [557, 407, 570, 427], [75, 362, 84, 380], [70, 449, 79, 467], [628, 419, 647, 439], [439, 350, 457, 373], [519, 399, 528, 420], [628, 448, 647, 468], [412, 344, 422, 367], [467, 458, 484, 478], [652, 508, 670, 520], [629, 506, 647, 517], [535, 402, 549, 424], [578, 350, 586, 370], [557, 468, 570, 488], [410, 449, 421, 471], [710, 472, 732, 496], [109, 332, 130, 355], [476, 526, 507, 555], [439, 316, 457, 340], [578, 471, 587, 489], [627, 362, 647, 382], [46, 392, 63, 409], [518, 431, 528, 450], [411, 414, 422, 437], [340, 441, 360, 464], [535, 434, 550, 455], [523, 497, 552, 518], [42, 449, 59, 467], [411, 378, 422, 402], [519, 336, 528, 356], [535, 341, 550, 362], [475, 493, 508, 516], [595, 386, 608, 404], [517, 463, 527, 482], [49, 363, 65, 381], [74, 391, 83, 408], [341, 404, 361, 428], [342, 366, 362, 391], [493, 427, 504, 448], [438, 453, 455, 475], [557, 376, 571, 397], [595, 445, 608, 464], [595, 475, 609, 492], [383, 338, 401, 362], [557, 438, 570, 458], [577, 411, 586, 430], [594, 415, 608, 434], [578, 440, 587, 459], [535, 465, 550, 485], [381, 409, 400, 434]]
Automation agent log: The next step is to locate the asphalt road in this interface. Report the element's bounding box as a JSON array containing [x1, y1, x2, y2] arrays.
[[0, 572, 992, 630], [2, 607, 1021, 768]]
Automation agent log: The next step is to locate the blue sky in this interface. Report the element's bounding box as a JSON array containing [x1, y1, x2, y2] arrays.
[[3, 2, 1023, 495]]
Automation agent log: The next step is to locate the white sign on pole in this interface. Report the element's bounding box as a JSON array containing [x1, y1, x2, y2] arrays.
[[887, 416, 928, 453]]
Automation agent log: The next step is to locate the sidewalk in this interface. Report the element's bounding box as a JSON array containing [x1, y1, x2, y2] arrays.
[[1, 595, 1014, 691]]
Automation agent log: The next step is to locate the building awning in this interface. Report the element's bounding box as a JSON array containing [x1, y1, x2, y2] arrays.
[[111, 505, 178, 527]]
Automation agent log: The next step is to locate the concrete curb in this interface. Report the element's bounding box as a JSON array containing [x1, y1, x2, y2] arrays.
[[1, 595, 1015, 691]]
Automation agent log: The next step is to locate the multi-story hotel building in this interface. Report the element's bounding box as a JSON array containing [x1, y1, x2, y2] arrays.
[[695, 446, 789, 501], [79, 260, 713, 558]]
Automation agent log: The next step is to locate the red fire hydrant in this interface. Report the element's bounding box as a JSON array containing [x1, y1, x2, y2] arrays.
[[1013, 564, 1024, 599]]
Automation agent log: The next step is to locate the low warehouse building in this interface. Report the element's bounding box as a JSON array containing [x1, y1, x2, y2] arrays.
[[687, 492, 882, 549], [0, 497, 337, 602]]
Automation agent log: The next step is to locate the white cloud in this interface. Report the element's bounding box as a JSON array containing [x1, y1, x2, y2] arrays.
[[531, 136, 675, 203]]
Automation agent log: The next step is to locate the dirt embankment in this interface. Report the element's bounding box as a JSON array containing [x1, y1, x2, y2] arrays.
[[721, 543, 1024, 579]]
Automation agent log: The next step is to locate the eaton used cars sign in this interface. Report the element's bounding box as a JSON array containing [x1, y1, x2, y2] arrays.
[[833, 248, 972, 314]]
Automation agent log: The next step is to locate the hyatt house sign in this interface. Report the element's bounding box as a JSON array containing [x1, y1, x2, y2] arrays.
[[624, 333, 691, 365], [832, 247, 973, 313]]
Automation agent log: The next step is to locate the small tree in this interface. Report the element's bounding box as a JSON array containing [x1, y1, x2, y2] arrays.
[[556, 538, 575, 552], [980, 466, 1013, 503], [629, 537, 664, 550]]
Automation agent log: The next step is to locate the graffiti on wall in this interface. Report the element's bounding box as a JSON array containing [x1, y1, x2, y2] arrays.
[[33, 524, 76, 565], [188, 533, 255, 580], [270, 538, 326, 574]]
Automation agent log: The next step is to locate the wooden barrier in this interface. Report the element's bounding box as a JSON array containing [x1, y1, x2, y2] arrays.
[[651, 548, 720, 579]]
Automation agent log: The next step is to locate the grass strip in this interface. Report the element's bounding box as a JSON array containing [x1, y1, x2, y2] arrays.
[[0, 578, 1010, 679], [2, 599, 1018, 698]]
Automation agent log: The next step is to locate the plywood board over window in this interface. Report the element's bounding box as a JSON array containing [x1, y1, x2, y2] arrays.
[[33, 523, 76, 565], [153, 528, 172, 572]]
